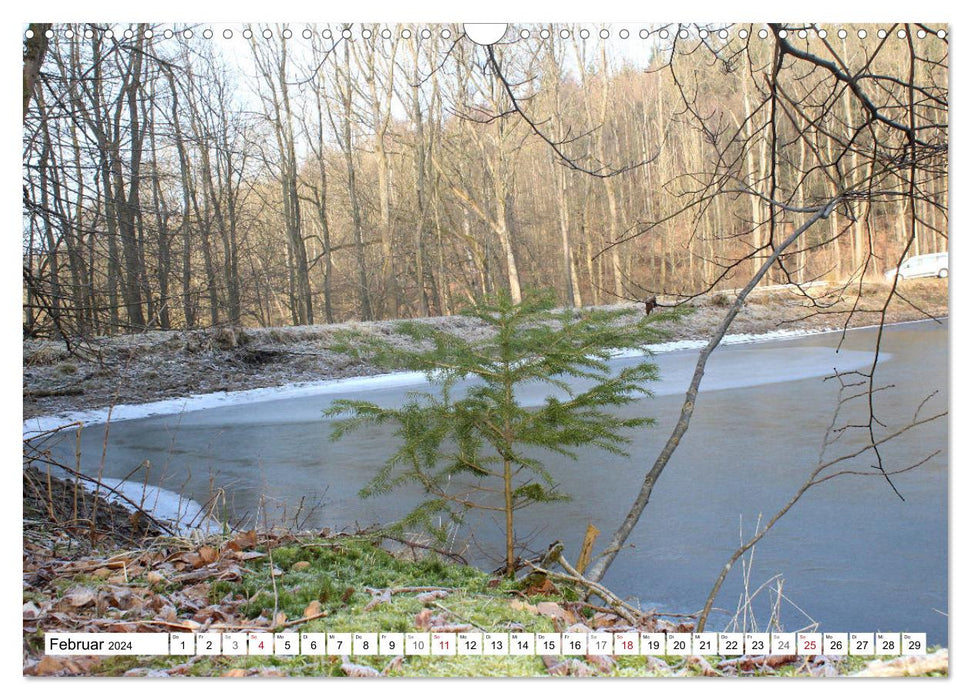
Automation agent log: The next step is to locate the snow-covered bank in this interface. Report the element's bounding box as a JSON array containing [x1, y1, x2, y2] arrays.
[[23, 370, 431, 437], [23, 321, 922, 437]]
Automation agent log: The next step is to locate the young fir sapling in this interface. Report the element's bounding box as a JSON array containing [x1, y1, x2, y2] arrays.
[[326, 290, 676, 576]]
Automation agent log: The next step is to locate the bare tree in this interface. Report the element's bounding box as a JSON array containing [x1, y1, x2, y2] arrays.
[[23, 24, 51, 120], [250, 26, 314, 326], [331, 29, 374, 321], [583, 24, 946, 583]]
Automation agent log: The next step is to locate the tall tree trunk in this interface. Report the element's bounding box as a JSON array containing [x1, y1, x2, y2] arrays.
[[166, 70, 196, 329], [338, 38, 373, 321], [357, 33, 400, 317], [23, 23, 51, 121], [251, 29, 313, 325], [742, 80, 764, 281], [111, 30, 147, 329]]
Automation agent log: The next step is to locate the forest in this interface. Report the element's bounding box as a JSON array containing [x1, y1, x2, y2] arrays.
[[23, 23, 948, 339]]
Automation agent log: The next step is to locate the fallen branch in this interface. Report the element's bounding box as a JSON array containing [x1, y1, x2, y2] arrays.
[[377, 533, 469, 564], [432, 602, 483, 631], [525, 556, 641, 626], [853, 649, 948, 677], [362, 585, 454, 611], [146, 619, 198, 632], [271, 609, 330, 631]]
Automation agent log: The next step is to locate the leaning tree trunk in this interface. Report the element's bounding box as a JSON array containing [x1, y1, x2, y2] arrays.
[[586, 199, 841, 584]]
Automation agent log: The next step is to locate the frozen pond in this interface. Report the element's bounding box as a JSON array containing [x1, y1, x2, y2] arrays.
[[37, 320, 948, 645]]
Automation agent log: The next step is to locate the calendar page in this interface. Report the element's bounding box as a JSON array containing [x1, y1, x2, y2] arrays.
[[20, 4, 950, 682]]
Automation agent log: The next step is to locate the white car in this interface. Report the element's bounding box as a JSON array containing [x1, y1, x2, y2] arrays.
[[884, 252, 949, 280]]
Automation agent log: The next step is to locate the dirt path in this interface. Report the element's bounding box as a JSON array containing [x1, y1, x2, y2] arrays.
[[23, 280, 947, 421]]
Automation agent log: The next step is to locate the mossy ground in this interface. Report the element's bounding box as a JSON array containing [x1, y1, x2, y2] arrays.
[[91, 534, 573, 677], [25, 531, 937, 677]]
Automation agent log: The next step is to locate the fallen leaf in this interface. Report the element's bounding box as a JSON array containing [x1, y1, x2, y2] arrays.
[[166, 663, 194, 675], [104, 587, 133, 609], [237, 551, 266, 561], [27, 655, 99, 676], [587, 612, 612, 627], [177, 552, 202, 568], [382, 656, 405, 674], [644, 656, 671, 673], [216, 565, 242, 582], [197, 546, 219, 565], [65, 587, 96, 608], [192, 608, 214, 624], [414, 608, 433, 630], [341, 660, 381, 677], [228, 530, 258, 550], [525, 578, 557, 596], [222, 668, 248, 677], [685, 655, 721, 677], [29, 656, 67, 675], [542, 657, 595, 677], [303, 600, 322, 617], [510, 599, 538, 614], [182, 582, 211, 600], [292, 561, 311, 571], [536, 601, 573, 623]]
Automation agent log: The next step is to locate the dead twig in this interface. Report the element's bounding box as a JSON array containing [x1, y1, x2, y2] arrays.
[[525, 555, 641, 626], [271, 609, 330, 632]]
